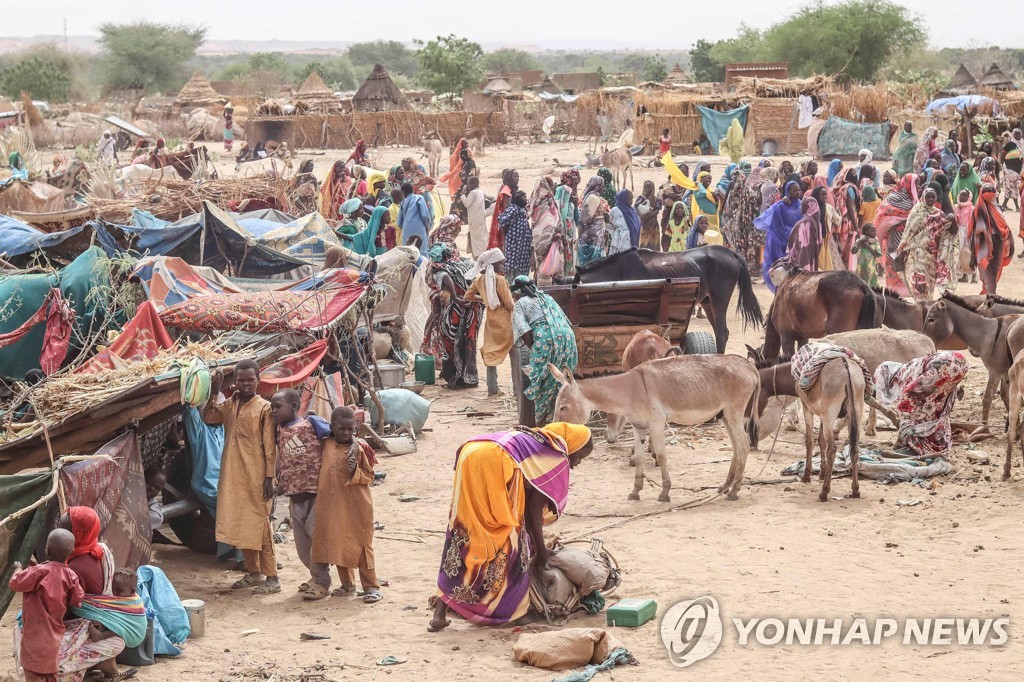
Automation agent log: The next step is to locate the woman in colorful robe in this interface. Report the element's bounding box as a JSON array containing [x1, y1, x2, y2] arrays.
[[421, 244, 482, 389], [429, 422, 594, 631], [968, 184, 1015, 294]]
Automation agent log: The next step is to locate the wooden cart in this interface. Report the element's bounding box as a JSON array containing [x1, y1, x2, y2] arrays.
[[514, 277, 713, 424]]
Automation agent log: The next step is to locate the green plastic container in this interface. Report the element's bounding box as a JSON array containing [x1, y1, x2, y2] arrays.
[[606, 598, 657, 628], [414, 353, 436, 385]]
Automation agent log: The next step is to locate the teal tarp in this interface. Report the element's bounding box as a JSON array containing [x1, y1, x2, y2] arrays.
[[817, 116, 892, 160], [696, 105, 749, 148], [0, 471, 53, 618], [0, 247, 111, 381]]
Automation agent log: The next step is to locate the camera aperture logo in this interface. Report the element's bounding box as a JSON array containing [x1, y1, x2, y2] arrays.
[[660, 596, 723, 668]]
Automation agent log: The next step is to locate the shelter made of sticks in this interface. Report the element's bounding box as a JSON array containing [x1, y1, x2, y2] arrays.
[[950, 64, 978, 90], [176, 71, 223, 110], [352, 64, 409, 112], [295, 71, 342, 113]]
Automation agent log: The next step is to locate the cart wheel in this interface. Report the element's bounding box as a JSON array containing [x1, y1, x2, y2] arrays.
[[683, 331, 718, 355], [164, 447, 218, 554]]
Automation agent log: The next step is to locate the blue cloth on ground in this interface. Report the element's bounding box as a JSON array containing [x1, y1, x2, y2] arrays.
[[136, 565, 190, 655]]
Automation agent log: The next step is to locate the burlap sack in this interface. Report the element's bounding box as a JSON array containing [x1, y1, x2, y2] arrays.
[[547, 547, 610, 596], [513, 628, 623, 671]]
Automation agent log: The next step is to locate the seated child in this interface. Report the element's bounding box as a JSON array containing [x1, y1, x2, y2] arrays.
[[312, 407, 382, 603], [75, 568, 148, 649], [10, 528, 84, 682]]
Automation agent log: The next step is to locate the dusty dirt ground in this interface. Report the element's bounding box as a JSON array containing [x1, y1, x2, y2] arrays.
[[2, 142, 1024, 680]]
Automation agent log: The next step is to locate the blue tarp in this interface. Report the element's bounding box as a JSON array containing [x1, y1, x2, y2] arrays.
[[817, 115, 892, 160], [182, 407, 221, 517], [90, 201, 307, 276], [136, 565, 189, 656], [0, 214, 85, 258], [697, 104, 749, 149], [925, 95, 1001, 115]]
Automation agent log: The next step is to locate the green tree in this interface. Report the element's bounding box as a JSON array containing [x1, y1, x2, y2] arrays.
[[414, 34, 484, 100], [620, 54, 668, 82], [347, 40, 418, 77], [97, 22, 205, 92], [481, 48, 540, 75], [297, 58, 357, 91], [689, 40, 724, 82], [1, 52, 73, 101]]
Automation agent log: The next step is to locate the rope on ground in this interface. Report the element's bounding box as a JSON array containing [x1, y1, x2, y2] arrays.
[[563, 490, 723, 543]]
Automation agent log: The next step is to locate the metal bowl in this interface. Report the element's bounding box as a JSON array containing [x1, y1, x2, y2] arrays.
[[400, 381, 426, 395]]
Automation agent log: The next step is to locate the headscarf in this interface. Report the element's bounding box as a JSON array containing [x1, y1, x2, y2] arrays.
[[466, 247, 506, 309], [951, 164, 982, 204], [535, 422, 592, 455], [940, 140, 961, 175], [68, 506, 104, 561], [339, 197, 362, 216], [969, 188, 1012, 273], [914, 126, 938, 173], [401, 157, 436, 194], [787, 197, 823, 272], [861, 183, 878, 202], [365, 170, 387, 199], [716, 163, 738, 194], [559, 168, 581, 205], [345, 205, 389, 256], [719, 118, 744, 163], [858, 149, 873, 165], [429, 242, 451, 263], [615, 189, 641, 248], [439, 138, 467, 196], [826, 159, 843, 186], [687, 215, 708, 249], [433, 214, 463, 257], [930, 172, 954, 215], [597, 168, 616, 204], [583, 176, 605, 201]]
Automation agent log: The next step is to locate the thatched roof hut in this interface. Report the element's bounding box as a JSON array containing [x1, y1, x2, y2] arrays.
[[533, 77, 561, 95], [979, 63, 1015, 90], [352, 64, 408, 112], [295, 71, 342, 112], [664, 64, 692, 87], [176, 71, 223, 109], [950, 63, 977, 89]]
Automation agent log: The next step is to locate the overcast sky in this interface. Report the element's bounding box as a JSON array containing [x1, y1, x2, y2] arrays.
[[3, 0, 1022, 49]]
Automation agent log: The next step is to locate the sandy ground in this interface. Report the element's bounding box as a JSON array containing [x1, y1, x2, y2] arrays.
[[3, 142, 1024, 681]]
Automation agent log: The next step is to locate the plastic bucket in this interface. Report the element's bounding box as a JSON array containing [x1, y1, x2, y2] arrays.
[[181, 599, 205, 638]]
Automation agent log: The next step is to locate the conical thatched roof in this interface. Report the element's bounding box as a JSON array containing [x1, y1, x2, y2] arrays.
[[979, 63, 1014, 89], [353, 64, 408, 112], [534, 76, 561, 95], [176, 71, 222, 108], [664, 63, 692, 86], [295, 71, 342, 112], [950, 63, 977, 89]]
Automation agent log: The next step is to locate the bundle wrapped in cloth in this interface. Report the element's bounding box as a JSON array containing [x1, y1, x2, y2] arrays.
[[71, 594, 149, 648], [531, 539, 621, 626]]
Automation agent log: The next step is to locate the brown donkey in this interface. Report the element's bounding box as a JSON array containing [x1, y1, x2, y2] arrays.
[[606, 330, 682, 443], [550, 355, 760, 502]]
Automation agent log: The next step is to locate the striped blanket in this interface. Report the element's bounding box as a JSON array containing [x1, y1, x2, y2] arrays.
[[71, 594, 148, 647], [791, 343, 873, 394]]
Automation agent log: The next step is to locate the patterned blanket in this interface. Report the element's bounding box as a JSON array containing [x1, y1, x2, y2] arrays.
[[791, 342, 873, 394]]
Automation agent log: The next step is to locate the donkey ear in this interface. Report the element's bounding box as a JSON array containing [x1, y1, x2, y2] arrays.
[[563, 366, 576, 385], [937, 300, 947, 309], [548, 363, 568, 386]]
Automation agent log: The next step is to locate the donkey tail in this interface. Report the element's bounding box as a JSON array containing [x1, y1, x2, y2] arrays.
[[844, 361, 860, 460], [745, 376, 760, 449], [733, 251, 765, 329], [856, 286, 878, 329]]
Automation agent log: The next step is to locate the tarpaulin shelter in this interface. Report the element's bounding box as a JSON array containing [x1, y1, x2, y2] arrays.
[[257, 338, 330, 396], [696, 104, 749, 148], [91, 202, 308, 276], [0, 247, 111, 381], [816, 115, 892, 160], [0, 214, 88, 259], [925, 95, 1002, 115], [158, 285, 367, 334], [131, 256, 244, 311], [0, 471, 52, 617]]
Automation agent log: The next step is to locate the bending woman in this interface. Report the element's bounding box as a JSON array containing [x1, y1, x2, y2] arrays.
[[429, 423, 594, 631]]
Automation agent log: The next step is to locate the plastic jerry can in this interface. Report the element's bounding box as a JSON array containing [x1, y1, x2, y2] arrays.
[[414, 353, 436, 385], [606, 598, 657, 627]]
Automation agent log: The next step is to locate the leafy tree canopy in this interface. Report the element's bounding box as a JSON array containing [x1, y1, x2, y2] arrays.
[[414, 34, 484, 100], [347, 40, 419, 78], [481, 49, 540, 75], [98, 22, 205, 92], [1, 50, 73, 101]]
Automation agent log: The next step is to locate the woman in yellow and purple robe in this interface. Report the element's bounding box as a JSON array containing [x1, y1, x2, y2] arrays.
[[429, 423, 593, 631]]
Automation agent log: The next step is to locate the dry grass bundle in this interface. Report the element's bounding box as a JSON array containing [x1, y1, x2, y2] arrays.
[[3, 342, 241, 442], [86, 174, 291, 223], [829, 84, 898, 123], [0, 126, 41, 175]]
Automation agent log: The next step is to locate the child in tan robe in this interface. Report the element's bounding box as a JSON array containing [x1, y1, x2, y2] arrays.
[[311, 407, 381, 603]]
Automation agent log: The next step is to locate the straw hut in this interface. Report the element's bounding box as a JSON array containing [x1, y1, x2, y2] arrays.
[[664, 64, 692, 87], [295, 71, 342, 113], [482, 77, 514, 94], [175, 71, 223, 110], [533, 77, 561, 95], [949, 64, 977, 90], [352, 64, 409, 112], [979, 63, 1015, 90]]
